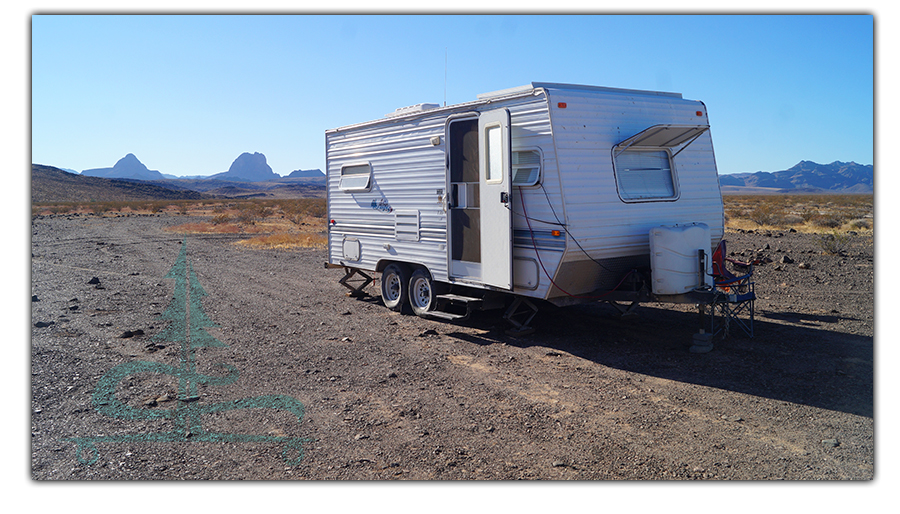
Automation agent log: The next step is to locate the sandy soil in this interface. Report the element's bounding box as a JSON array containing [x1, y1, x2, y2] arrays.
[[30, 213, 873, 481]]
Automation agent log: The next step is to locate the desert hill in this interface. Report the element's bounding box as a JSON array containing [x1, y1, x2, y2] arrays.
[[206, 152, 281, 182], [719, 161, 872, 193], [31, 164, 205, 203], [81, 153, 166, 181]]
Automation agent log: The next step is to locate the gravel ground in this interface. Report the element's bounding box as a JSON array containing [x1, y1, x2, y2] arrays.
[[30, 213, 874, 483]]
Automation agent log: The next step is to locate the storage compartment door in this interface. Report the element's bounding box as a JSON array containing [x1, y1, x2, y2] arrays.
[[478, 108, 513, 290]]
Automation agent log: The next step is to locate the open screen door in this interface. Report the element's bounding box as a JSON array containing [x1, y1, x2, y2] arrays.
[[478, 108, 513, 290]]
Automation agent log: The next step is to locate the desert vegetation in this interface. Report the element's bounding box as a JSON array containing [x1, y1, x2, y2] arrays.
[[723, 194, 873, 233], [32, 198, 329, 249], [32, 194, 873, 251]]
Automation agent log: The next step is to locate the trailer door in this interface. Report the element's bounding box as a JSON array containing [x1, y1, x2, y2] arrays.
[[478, 108, 513, 290]]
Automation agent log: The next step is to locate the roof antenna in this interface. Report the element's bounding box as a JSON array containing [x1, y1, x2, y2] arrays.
[[443, 47, 447, 107]]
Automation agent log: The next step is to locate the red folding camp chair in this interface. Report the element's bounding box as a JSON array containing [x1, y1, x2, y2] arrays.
[[709, 240, 755, 338]]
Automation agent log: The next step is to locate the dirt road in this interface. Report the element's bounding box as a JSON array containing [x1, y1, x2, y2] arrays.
[[30, 213, 874, 480]]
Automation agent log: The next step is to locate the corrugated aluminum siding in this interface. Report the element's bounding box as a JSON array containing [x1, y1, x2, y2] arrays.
[[542, 85, 724, 298], [326, 92, 561, 300], [327, 114, 449, 279]]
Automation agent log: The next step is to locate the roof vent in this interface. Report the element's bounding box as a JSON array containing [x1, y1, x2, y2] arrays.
[[385, 103, 440, 118]]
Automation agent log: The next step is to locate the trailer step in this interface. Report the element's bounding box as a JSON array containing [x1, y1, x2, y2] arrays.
[[436, 294, 483, 306], [425, 310, 469, 321], [424, 294, 485, 322]]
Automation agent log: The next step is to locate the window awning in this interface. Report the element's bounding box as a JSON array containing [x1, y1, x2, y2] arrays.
[[614, 124, 709, 158]]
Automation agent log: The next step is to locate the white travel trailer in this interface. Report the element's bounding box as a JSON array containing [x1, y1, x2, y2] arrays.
[[325, 82, 733, 334]]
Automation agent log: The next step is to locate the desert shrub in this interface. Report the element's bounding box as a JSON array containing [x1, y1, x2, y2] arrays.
[[782, 214, 804, 225], [849, 218, 871, 230], [748, 203, 784, 227], [211, 213, 231, 225], [815, 231, 850, 255], [229, 201, 274, 223], [813, 214, 845, 229], [280, 198, 327, 220], [800, 208, 822, 224], [237, 232, 327, 249]]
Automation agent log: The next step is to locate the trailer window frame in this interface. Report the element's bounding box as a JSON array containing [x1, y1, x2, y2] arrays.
[[511, 147, 543, 187], [339, 162, 373, 193], [612, 147, 679, 202]]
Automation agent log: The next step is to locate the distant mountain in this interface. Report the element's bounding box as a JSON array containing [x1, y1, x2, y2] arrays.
[[719, 161, 873, 193], [206, 152, 280, 182], [32, 164, 204, 203], [287, 168, 324, 178], [81, 153, 166, 181]]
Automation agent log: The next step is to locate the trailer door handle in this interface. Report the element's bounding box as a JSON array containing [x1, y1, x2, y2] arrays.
[[500, 191, 509, 204]]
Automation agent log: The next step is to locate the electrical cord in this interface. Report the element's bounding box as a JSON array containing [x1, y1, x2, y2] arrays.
[[518, 187, 636, 299]]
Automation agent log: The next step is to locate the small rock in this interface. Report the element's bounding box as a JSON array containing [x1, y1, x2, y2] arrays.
[[418, 329, 439, 337], [798, 263, 811, 270], [119, 329, 145, 338], [722, 415, 743, 422], [340, 337, 352, 342], [387, 372, 398, 379], [32, 295, 39, 302], [144, 343, 165, 353], [780, 255, 794, 264], [822, 439, 840, 448], [552, 461, 566, 467], [34, 321, 55, 328], [87, 277, 101, 285], [789, 228, 797, 233], [354, 433, 369, 440]]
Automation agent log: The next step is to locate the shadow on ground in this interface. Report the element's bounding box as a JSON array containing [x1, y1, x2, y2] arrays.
[[441, 301, 873, 419]]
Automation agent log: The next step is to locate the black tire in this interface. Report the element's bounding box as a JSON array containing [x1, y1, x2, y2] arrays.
[[408, 268, 437, 317], [380, 263, 410, 312]]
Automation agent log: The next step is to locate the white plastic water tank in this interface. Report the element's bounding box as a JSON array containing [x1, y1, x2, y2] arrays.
[[649, 223, 713, 295]]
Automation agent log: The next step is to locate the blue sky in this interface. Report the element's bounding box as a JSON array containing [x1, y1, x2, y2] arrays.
[[31, 13, 873, 177]]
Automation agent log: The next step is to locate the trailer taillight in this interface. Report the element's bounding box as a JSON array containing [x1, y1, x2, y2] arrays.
[[696, 111, 703, 116], [558, 102, 567, 109]]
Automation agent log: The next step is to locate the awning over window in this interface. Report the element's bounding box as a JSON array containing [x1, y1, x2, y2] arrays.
[[614, 124, 709, 157]]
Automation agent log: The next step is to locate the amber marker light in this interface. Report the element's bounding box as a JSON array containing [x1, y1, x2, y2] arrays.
[[551, 230, 562, 237]]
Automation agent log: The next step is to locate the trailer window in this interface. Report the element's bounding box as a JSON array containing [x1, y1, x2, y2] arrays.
[[339, 163, 372, 193], [485, 125, 503, 183], [614, 149, 676, 201], [512, 150, 541, 186]]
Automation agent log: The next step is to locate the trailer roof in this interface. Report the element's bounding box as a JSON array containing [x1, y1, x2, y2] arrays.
[[477, 82, 683, 100], [327, 82, 686, 133]]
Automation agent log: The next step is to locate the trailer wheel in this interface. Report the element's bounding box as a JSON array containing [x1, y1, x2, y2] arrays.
[[380, 263, 410, 312], [409, 268, 437, 317]]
